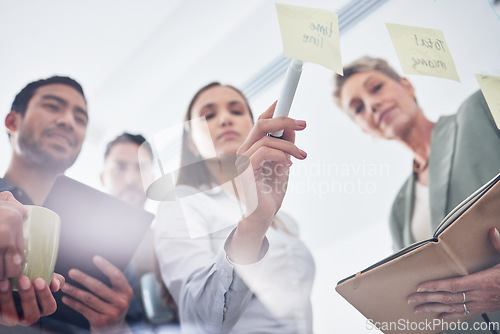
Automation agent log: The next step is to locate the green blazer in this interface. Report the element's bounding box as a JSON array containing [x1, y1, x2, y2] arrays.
[[389, 90, 500, 333], [390, 90, 500, 250]]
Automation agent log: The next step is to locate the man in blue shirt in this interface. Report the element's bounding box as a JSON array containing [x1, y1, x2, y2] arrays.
[[1, 76, 134, 333]]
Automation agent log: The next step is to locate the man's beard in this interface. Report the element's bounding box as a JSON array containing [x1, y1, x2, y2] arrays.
[[17, 129, 78, 173]]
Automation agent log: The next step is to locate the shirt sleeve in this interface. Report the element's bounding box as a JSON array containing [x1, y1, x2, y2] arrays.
[[154, 191, 268, 333]]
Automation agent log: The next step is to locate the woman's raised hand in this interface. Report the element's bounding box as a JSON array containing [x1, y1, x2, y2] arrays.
[[228, 102, 307, 263]]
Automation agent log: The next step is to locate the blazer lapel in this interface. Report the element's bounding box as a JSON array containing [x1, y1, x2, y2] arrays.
[[402, 172, 416, 246], [428, 115, 457, 230]]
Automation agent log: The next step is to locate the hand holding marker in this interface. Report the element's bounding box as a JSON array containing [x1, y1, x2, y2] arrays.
[[271, 3, 342, 134], [269, 58, 303, 138]]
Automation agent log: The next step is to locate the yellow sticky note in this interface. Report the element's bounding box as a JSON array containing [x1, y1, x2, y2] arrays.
[[275, 3, 342, 74], [475, 73, 500, 129], [386, 23, 459, 81]]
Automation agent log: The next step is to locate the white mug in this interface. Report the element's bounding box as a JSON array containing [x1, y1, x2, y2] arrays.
[[10, 205, 61, 291]]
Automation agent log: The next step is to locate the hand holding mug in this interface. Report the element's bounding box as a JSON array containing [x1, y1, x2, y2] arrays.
[[0, 191, 27, 279], [0, 194, 64, 325], [10, 205, 61, 290]]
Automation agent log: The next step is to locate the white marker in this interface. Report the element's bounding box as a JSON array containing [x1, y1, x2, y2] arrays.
[[269, 59, 303, 138]]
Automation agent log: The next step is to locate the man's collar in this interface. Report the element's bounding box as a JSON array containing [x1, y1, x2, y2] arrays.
[[0, 177, 34, 205], [0, 177, 16, 192]]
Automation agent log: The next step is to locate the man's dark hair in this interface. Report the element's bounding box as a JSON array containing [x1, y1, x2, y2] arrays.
[[104, 132, 153, 160], [10, 76, 86, 117]]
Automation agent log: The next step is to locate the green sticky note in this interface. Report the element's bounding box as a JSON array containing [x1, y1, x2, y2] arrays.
[[275, 3, 342, 74], [476, 73, 500, 129], [386, 23, 460, 81]]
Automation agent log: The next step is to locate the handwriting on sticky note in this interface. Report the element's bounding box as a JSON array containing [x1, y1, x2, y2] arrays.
[[386, 23, 460, 81], [275, 3, 342, 74], [303, 22, 334, 48], [476, 74, 500, 129]]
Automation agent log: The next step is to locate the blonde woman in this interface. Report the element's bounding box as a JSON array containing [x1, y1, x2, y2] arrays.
[[334, 56, 500, 332]]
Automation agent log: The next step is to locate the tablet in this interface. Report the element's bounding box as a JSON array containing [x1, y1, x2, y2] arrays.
[[42, 175, 155, 329]]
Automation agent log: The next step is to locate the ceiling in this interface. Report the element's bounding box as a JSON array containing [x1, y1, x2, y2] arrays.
[[0, 0, 352, 141]]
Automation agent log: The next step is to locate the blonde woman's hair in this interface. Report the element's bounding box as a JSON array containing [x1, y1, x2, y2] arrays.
[[333, 56, 402, 109]]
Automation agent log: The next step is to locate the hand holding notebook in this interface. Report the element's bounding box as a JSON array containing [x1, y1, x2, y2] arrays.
[[336, 173, 500, 334], [407, 227, 500, 318]]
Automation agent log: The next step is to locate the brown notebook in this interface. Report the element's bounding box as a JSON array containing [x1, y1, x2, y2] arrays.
[[336, 173, 500, 334]]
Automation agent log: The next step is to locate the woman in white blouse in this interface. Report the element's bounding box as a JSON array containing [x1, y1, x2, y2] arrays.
[[155, 82, 315, 334]]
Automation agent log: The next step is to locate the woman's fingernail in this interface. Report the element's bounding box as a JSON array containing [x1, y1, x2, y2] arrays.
[[0, 280, 10, 293], [298, 149, 307, 158], [495, 228, 500, 240], [417, 288, 427, 292], [295, 120, 306, 128]]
